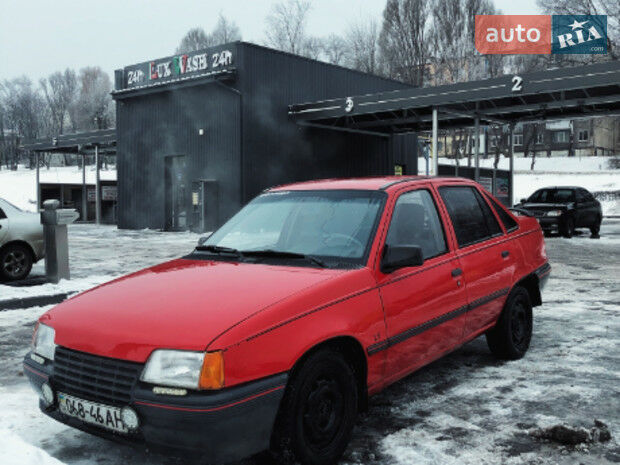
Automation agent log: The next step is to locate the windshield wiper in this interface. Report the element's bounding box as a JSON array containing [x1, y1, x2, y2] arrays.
[[195, 245, 242, 256], [240, 249, 328, 268]]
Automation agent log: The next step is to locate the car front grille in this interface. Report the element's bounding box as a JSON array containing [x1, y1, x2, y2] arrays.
[[53, 346, 143, 406], [527, 209, 546, 218]]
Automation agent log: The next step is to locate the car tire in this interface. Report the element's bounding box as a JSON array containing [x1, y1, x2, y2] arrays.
[[271, 349, 358, 465], [561, 217, 575, 238], [0, 243, 33, 281], [590, 215, 601, 236], [486, 287, 533, 360]]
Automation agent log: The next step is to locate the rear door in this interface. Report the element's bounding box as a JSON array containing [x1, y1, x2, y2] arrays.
[[436, 184, 514, 339], [376, 186, 468, 382], [576, 188, 598, 226]]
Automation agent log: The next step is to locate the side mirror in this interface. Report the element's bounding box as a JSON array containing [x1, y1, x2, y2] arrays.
[[381, 245, 424, 274], [520, 198, 527, 204]]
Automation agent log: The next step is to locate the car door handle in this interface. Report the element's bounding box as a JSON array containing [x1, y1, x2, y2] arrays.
[[501, 250, 510, 258], [451, 268, 462, 277]]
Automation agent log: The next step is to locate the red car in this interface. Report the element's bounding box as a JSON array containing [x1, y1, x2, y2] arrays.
[[24, 177, 550, 465]]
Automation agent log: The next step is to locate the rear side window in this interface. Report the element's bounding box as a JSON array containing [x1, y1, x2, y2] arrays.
[[485, 194, 518, 232], [579, 189, 595, 202], [0, 207, 6, 219], [385, 189, 447, 260], [439, 186, 502, 247]]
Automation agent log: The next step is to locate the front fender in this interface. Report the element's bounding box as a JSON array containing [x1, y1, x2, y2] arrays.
[[207, 268, 387, 390]]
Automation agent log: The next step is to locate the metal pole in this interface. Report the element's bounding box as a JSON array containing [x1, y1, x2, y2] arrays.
[[82, 154, 87, 222], [509, 124, 515, 206], [474, 116, 480, 181], [432, 108, 438, 176], [35, 152, 40, 210], [95, 145, 101, 224]]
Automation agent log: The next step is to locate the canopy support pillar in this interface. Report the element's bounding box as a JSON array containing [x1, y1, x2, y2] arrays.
[[432, 108, 438, 176]]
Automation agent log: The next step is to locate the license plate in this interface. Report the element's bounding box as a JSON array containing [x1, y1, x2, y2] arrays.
[[57, 392, 128, 434]]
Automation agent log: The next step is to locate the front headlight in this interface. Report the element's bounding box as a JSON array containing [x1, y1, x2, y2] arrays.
[[32, 323, 56, 361], [546, 210, 562, 217], [140, 350, 224, 390]]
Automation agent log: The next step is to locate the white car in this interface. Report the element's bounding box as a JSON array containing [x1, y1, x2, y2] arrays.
[[0, 198, 45, 281]]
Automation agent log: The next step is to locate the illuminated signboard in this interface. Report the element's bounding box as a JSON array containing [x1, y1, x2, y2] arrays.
[[120, 45, 236, 90]]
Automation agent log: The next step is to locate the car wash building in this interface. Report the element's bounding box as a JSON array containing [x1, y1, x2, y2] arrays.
[[112, 42, 416, 231]]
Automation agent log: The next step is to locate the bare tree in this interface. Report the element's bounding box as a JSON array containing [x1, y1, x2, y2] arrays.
[[379, 0, 430, 86], [177, 15, 241, 54], [177, 28, 213, 54], [346, 18, 381, 74], [211, 13, 242, 45], [0, 77, 46, 168], [40, 69, 77, 135], [265, 0, 312, 55], [321, 34, 348, 66], [488, 124, 510, 169], [74, 67, 114, 130]]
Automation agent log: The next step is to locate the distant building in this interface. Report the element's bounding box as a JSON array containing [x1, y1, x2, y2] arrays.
[[434, 116, 619, 160], [513, 116, 619, 157]]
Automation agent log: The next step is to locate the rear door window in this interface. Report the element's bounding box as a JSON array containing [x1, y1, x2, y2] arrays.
[[485, 194, 518, 232], [385, 189, 447, 260], [439, 186, 502, 247]]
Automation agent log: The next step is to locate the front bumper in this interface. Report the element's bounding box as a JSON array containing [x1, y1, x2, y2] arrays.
[[23, 354, 287, 464], [537, 216, 561, 231]]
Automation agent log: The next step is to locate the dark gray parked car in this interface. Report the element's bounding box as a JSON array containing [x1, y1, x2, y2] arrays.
[[0, 198, 45, 280], [515, 187, 602, 238]]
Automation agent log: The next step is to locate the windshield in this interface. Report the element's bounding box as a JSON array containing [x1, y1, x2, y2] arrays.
[[202, 190, 386, 267], [527, 189, 575, 203], [0, 198, 23, 212]]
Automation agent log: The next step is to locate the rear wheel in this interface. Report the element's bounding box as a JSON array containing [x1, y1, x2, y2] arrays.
[[561, 217, 575, 238], [590, 215, 601, 236], [271, 349, 358, 465], [486, 286, 533, 360], [0, 244, 33, 281]]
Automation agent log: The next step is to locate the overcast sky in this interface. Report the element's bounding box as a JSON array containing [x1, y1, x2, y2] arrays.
[[0, 0, 540, 82]]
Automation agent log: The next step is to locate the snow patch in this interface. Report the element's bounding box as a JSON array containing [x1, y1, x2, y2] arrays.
[[0, 429, 66, 465]]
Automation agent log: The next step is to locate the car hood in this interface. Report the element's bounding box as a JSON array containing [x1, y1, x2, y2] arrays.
[[42, 258, 345, 362]]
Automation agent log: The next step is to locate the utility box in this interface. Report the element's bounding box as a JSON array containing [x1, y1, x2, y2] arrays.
[[41, 199, 79, 283]]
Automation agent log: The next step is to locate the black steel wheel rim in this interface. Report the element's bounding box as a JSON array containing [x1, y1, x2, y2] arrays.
[[510, 301, 529, 349], [302, 376, 345, 450], [3, 250, 27, 277]]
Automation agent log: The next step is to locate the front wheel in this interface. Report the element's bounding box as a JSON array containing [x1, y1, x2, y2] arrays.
[[561, 217, 575, 238], [486, 287, 533, 360], [271, 349, 358, 465]]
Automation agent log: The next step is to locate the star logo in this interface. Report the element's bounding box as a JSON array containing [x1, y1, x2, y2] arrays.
[[569, 19, 589, 30]]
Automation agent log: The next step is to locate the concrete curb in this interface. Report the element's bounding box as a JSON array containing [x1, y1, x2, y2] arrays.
[[0, 293, 69, 311]]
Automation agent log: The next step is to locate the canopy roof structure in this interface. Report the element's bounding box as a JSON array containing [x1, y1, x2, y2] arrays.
[[20, 129, 116, 225], [289, 61, 620, 134], [21, 129, 116, 154]]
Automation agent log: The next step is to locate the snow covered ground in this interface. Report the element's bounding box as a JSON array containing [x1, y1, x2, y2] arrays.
[[0, 225, 202, 300], [0, 221, 618, 465], [0, 165, 116, 212]]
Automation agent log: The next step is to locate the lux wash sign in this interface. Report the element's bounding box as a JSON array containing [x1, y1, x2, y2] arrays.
[[475, 15, 607, 54]]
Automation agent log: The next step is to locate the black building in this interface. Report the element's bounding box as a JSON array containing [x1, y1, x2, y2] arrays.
[[112, 42, 416, 231]]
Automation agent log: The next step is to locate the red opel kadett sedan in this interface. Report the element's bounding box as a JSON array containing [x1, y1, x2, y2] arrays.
[[24, 177, 550, 465]]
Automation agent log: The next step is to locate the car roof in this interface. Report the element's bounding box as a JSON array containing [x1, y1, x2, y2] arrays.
[[268, 176, 475, 192]]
